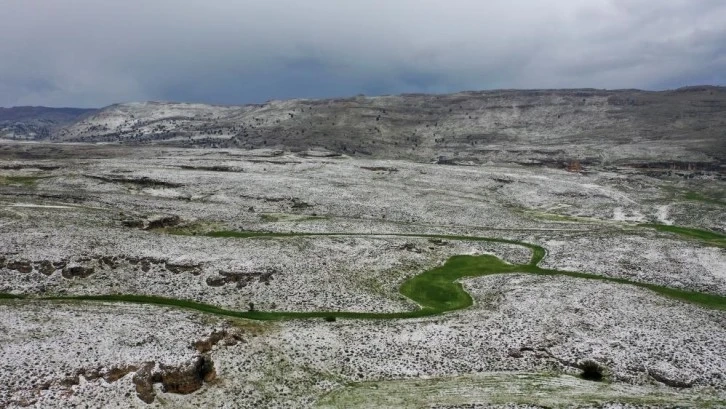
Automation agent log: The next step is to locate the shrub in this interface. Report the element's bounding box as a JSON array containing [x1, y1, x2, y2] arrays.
[[579, 360, 605, 381]]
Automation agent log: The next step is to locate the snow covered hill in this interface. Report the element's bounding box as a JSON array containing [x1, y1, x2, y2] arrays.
[[0, 106, 96, 140], [8, 87, 726, 166]]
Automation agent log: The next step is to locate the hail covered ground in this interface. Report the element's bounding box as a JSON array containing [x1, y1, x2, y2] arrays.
[[1, 88, 725, 408]]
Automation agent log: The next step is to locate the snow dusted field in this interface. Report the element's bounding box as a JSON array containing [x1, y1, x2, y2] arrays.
[[0, 143, 724, 407]]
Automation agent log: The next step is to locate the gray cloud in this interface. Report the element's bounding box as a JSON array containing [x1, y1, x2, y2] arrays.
[[1, 0, 725, 107]]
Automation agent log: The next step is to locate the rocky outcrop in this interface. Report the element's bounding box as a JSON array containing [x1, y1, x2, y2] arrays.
[[0, 254, 204, 280], [132, 356, 216, 403], [6, 260, 32, 274], [53, 356, 218, 404], [192, 328, 244, 353], [122, 214, 183, 230], [36, 260, 55, 275], [146, 215, 183, 230], [87, 175, 182, 188], [397, 242, 422, 253], [61, 266, 95, 279], [4, 258, 70, 276], [165, 262, 202, 275], [159, 356, 216, 394], [131, 327, 243, 402], [103, 365, 140, 383], [131, 362, 159, 404], [648, 368, 694, 388], [206, 269, 276, 288], [99, 256, 120, 269], [125, 256, 200, 275], [2, 257, 92, 278]]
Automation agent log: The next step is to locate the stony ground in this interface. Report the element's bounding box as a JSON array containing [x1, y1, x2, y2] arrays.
[[0, 142, 724, 408]]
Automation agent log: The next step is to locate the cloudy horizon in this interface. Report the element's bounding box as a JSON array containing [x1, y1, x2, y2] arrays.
[[2, 0, 725, 108]]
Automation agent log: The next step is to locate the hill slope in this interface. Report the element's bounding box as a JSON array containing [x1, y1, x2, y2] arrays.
[[0, 106, 97, 140], [15, 87, 726, 166]]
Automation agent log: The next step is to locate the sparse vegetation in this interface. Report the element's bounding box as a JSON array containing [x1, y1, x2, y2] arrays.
[[315, 372, 726, 408], [578, 360, 605, 381], [1, 140, 725, 408], [0, 175, 43, 186], [684, 191, 725, 206], [639, 224, 726, 248]]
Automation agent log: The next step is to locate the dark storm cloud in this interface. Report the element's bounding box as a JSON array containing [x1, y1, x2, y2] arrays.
[[1, 0, 725, 107]]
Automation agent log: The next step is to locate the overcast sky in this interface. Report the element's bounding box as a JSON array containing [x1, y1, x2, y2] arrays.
[[2, 0, 725, 107]]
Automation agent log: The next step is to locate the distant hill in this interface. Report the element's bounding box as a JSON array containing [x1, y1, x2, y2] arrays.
[[0, 106, 97, 140], [5, 87, 726, 167]]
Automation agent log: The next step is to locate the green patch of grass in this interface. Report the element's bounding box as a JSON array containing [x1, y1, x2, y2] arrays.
[[400, 255, 515, 311], [0, 293, 25, 300], [684, 191, 726, 206], [0, 175, 44, 186], [639, 224, 726, 248]]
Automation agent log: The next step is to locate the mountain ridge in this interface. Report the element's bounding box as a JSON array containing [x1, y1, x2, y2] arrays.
[[2, 87, 725, 167]]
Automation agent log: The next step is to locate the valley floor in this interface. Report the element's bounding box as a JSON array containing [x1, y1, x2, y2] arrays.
[[0, 143, 724, 408]]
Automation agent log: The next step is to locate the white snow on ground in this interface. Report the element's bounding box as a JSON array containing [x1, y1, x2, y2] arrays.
[[0, 301, 213, 408], [5, 273, 723, 408], [1, 147, 724, 407], [539, 232, 726, 294], [612, 206, 645, 222], [656, 204, 672, 224], [9, 203, 76, 209]]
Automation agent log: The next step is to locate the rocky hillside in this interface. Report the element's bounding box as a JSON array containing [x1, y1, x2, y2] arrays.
[[12, 87, 726, 167], [0, 106, 96, 140]]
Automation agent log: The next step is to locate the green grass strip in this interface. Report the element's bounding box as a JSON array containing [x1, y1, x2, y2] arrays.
[[684, 191, 726, 207], [3, 229, 723, 319], [0, 175, 43, 186], [0, 293, 26, 300], [639, 224, 726, 248]]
